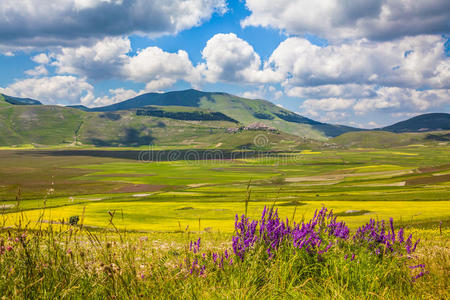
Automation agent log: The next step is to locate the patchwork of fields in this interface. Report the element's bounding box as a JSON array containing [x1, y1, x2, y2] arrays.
[[1, 145, 449, 232]]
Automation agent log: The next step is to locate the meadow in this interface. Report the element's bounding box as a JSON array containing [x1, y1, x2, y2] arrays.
[[0, 145, 449, 298]]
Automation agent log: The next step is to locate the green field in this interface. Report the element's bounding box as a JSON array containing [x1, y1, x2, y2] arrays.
[[1, 144, 449, 298], [1, 145, 449, 232]]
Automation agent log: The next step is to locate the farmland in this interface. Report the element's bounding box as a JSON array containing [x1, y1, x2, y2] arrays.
[[1, 145, 449, 231], [0, 143, 449, 298]]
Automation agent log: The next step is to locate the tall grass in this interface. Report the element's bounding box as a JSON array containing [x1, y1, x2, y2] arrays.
[[0, 203, 448, 299]]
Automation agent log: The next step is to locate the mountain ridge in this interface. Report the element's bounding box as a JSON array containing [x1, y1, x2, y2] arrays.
[[379, 113, 450, 133], [0, 93, 42, 106], [1, 89, 448, 148], [90, 89, 361, 139]]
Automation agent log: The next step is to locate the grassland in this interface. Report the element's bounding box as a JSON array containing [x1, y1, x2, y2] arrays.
[[0, 144, 449, 298], [1, 145, 449, 232]]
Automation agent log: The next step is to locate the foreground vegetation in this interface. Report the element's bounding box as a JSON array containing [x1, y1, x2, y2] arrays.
[[0, 205, 447, 299]]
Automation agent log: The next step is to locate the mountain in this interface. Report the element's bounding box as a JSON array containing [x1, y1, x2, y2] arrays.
[[0, 93, 42, 106], [91, 89, 361, 139], [66, 105, 90, 111], [380, 113, 450, 133], [0, 102, 317, 149]]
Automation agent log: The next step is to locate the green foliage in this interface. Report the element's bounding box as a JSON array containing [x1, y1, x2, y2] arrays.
[[136, 106, 238, 123], [0, 213, 447, 299]]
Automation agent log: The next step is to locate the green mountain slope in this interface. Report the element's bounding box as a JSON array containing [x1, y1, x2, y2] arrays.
[[92, 89, 361, 139], [380, 113, 450, 133], [0, 93, 42, 106], [0, 103, 313, 149], [332, 130, 450, 148]]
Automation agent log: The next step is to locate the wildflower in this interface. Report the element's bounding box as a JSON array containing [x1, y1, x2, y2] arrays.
[[410, 264, 428, 282]]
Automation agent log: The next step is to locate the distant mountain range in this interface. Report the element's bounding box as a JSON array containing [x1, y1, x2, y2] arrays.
[[0, 93, 42, 106], [0, 90, 448, 148], [379, 113, 450, 133]]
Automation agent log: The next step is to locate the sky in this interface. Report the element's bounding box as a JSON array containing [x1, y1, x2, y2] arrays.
[[0, 0, 449, 128]]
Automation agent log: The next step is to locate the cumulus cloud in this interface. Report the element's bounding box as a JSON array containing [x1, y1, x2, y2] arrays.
[[199, 33, 281, 84], [52, 37, 131, 80], [287, 84, 377, 99], [299, 87, 449, 120], [269, 35, 449, 90], [0, 0, 227, 50], [353, 88, 450, 114], [124, 47, 198, 89], [0, 76, 94, 105], [242, 0, 450, 41], [242, 85, 283, 100], [300, 98, 355, 118], [25, 65, 49, 76], [32, 53, 50, 64], [92, 88, 143, 107], [37, 36, 197, 90]]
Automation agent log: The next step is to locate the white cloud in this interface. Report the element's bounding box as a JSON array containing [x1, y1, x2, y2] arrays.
[[0, 0, 227, 50], [301, 98, 355, 116], [32, 53, 50, 64], [92, 88, 143, 107], [353, 88, 450, 114], [199, 33, 281, 84], [367, 121, 379, 128], [286, 84, 377, 99], [242, 0, 450, 41], [0, 76, 94, 105], [53, 37, 131, 80], [269, 35, 449, 90], [241, 85, 283, 100], [124, 47, 197, 89], [25, 65, 49, 76], [299, 87, 449, 120], [41, 37, 197, 90]]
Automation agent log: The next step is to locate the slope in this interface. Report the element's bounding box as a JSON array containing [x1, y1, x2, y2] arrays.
[[92, 89, 361, 139], [0, 93, 42, 106], [332, 130, 450, 148], [0, 104, 312, 149], [380, 113, 450, 133]]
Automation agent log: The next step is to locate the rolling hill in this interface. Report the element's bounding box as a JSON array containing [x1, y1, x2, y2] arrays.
[[91, 89, 361, 139], [0, 99, 318, 149], [332, 130, 450, 148], [0, 93, 42, 106], [2, 89, 448, 149], [380, 113, 450, 133]]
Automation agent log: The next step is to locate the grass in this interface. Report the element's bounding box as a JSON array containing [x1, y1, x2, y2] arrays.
[[1, 145, 449, 231], [0, 205, 448, 299], [0, 144, 449, 298]]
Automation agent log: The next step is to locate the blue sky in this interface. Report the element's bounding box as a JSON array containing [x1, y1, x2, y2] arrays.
[[0, 0, 449, 128]]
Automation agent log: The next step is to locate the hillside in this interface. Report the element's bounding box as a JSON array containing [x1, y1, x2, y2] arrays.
[[0, 93, 42, 106], [380, 113, 450, 133], [0, 103, 316, 149], [92, 89, 361, 139], [331, 130, 450, 148]]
